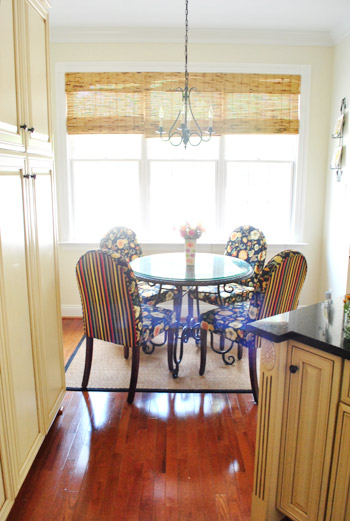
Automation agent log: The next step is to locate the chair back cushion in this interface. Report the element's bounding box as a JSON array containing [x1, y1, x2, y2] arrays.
[[99, 226, 143, 262], [76, 250, 143, 346], [224, 225, 267, 286], [253, 250, 307, 321]]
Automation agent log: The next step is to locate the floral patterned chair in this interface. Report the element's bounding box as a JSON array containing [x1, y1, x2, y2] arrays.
[[188, 225, 267, 317], [199, 250, 307, 403], [76, 250, 176, 403], [100, 227, 179, 306]]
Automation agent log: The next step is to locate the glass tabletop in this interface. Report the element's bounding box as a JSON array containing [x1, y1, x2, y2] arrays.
[[130, 252, 253, 286]]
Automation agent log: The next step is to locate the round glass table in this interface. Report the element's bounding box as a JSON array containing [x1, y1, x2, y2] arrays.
[[130, 252, 253, 376], [131, 252, 252, 286]]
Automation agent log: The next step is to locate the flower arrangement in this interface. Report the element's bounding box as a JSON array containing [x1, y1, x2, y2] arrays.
[[344, 294, 350, 313], [179, 222, 205, 240]]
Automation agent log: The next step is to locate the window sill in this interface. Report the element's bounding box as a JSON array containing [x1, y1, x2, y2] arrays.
[[58, 240, 308, 251]]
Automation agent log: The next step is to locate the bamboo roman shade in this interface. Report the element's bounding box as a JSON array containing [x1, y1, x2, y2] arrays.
[[65, 72, 301, 136]]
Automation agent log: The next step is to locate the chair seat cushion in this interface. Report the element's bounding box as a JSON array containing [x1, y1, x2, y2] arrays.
[[189, 283, 254, 306], [138, 281, 179, 305], [200, 301, 258, 347], [141, 304, 175, 343]]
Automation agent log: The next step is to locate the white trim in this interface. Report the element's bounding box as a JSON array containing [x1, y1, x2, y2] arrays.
[[50, 27, 335, 47], [61, 304, 82, 317], [54, 61, 311, 243]]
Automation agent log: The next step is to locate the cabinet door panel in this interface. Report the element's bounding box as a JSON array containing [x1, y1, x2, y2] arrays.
[[278, 345, 340, 521], [0, 0, 25, 151], [23, 0, 52, 155], [0, 167, 41, 478], [326, 403, 350, 521], [29, 162, 65, 429]]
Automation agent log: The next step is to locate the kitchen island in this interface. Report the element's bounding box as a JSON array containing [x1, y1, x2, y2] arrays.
[[247, 297, 350, 521]]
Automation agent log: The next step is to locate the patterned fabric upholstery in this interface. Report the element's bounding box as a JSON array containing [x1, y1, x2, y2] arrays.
[[189, 225, 267, 306], [200, 250, 307, 349], [100, 226, 179, 305], [99, 227, 143, 262], [76, 250, 174, 347]]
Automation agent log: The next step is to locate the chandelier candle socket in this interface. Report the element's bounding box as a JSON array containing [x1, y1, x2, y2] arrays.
[[179, 223, 205, 265]]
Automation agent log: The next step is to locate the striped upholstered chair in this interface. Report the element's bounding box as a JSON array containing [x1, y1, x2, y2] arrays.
[[76, 250, 175, 403], [100, 226, 179, 306], [188, 225, 267, 317], [199, 250, 307, 403]]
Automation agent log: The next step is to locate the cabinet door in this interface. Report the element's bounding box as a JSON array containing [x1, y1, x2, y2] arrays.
[[278, 344, 341, 521], [28, 159, 65, 431], [0, 0, 25, 151], [325, 402, 350, 521], [0, 157, 43, 490], [22, 0, 53, 156]]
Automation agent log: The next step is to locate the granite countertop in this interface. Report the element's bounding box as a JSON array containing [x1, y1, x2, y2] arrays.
[[246, 296, 350, 359]]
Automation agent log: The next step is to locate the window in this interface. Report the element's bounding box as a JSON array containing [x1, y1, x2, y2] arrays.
[[68, 132, 298, 243], [58, 66, 308, 244]]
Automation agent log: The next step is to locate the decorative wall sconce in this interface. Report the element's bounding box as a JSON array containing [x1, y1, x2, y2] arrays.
[[331, 97, 346, 181]]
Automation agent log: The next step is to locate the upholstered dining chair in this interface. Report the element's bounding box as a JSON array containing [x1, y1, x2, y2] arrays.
[[188, 225, 267, 317], [100, 226, 179, 307], [199, 250, 307, 403], [76, 250, 175, 403]]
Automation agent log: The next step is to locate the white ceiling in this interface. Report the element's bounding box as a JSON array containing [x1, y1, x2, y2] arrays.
[[49, 0, 350, 45]]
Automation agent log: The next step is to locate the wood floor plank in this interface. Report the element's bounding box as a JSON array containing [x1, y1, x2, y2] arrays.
[[5, 320, 258, 521]]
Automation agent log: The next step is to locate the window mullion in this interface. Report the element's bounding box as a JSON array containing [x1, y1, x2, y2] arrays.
[[140, 135, 150, 238], [216, 136, 226, 237]]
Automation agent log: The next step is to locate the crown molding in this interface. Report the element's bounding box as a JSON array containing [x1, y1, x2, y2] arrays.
[[50, 26, 336, 47]]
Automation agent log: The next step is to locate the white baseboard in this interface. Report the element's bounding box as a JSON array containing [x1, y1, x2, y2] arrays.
[[61, 305, 83, 318]]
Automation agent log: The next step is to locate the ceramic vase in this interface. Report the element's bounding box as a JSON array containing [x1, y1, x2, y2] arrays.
[[185, 239, 196, 265]]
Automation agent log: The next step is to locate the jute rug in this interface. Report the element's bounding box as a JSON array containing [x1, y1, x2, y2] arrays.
[[65, 336, 258, 393]]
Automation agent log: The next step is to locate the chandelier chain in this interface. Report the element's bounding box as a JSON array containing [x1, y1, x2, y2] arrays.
[[185, 0, 189, 85]]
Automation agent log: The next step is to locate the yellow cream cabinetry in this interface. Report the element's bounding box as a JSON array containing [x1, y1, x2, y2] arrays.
[[251, 339, 343, 521], [0, 154, 65, 513], [325, 359, 350, 521], [0, 0, 53, 156], [277, 343, 341, 521], [0, 2, 64, 519]]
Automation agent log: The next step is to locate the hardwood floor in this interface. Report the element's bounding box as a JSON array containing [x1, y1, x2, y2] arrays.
[[6, 319, 258, 521]]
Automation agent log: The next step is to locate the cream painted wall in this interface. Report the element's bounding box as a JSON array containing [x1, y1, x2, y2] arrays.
[[50, 41, 333, 316], [320, 35, 350, 299]]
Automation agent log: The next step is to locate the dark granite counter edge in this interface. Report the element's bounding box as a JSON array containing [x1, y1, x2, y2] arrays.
[[247, 323, 350, 360]]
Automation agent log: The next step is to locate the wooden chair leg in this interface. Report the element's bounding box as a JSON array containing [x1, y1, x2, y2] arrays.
[[248, 348, 259, 404], [167, 327, 174, 372], [199, 328, 207, 375], [124, 344, 129, 359], [82, 336, 93, 388], [237, 344, 243, 360], [127, 344, 140, 404]]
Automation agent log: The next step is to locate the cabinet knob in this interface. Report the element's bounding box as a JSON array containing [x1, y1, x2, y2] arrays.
[[27, 127, 35, 133], [20, 124, 27, 130], [23, 174, 30, 179], [289, 365, 299, 374]]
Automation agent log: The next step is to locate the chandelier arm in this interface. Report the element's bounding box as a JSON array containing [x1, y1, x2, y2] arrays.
[[156, 0, 213, 147]]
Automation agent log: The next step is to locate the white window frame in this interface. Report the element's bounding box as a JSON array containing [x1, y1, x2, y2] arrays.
[[54, 61, 311, 246]]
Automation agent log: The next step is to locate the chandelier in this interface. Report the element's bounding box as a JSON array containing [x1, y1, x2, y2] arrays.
[[157, 0, 214, 148]]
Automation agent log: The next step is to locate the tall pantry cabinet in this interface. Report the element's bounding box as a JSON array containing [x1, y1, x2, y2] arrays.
[[0, 1, 65, 519]]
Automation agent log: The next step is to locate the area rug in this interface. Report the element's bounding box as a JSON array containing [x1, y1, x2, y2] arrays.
[[65, 336, 259, 393]]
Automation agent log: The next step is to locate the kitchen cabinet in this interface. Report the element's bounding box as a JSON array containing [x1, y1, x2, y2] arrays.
[[0, 1, 64, 519], [0, 0, 53, 155], [248, 299, 350, 521]]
